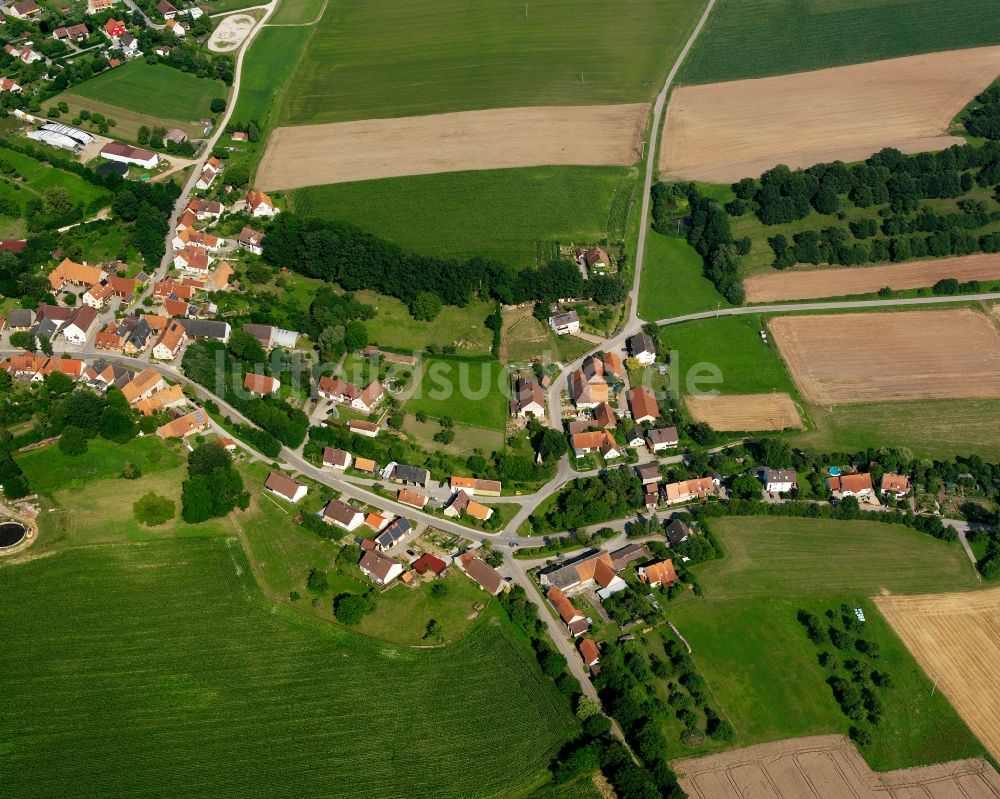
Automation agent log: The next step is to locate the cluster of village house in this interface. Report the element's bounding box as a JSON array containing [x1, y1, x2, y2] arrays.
[[261, 464, 507, 596], [538, 517, 694, 671], [0, 191, 276, 361], [2, 0, 208, 93]]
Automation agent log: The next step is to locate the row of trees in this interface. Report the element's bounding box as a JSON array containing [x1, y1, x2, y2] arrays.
[[262, 214, 628, 315], [652, 182, 745, 304]]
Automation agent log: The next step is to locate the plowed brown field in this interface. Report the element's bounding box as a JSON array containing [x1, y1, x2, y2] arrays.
[[877, 588, 1000, 764], [674, 734, 1000, 799], [257, 104, 649, 190], [660, 46, 1000, 183], [685, 392, 802, 431], [770, 310, 1000, 405], [745, 254, 1000, 303]]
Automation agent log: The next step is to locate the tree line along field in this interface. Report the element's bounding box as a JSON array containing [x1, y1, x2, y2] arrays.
[[278, 0, 707, 124], [0, 538, 574, 799], [669, 516, 984, 771], [680, 0, 1000, 85], [290, 167, 637, 268]]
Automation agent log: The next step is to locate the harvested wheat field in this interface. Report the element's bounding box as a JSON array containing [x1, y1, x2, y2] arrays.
[[674, 734, 1000, 799], [877, 588, 1000, 764], [771, 310, 1000, 405], [660, 46, 1000, 183], [685, 392, 802, 431], [745, 254, 1000, 303], [257, 104, 649, 190]]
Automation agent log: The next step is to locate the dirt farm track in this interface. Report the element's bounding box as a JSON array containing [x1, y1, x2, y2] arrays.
[[685, 393, 802, 432], [660, 46, 1000, 183], [257, 104, 649, 190], [770, 309, 1000, 405], [877, 588, 1000, 764], [674, 735, 1000, 799], [744, 254, 1000, 303]]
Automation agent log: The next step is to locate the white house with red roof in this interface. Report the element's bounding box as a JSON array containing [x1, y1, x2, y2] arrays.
[[246, 190, 278, 218]]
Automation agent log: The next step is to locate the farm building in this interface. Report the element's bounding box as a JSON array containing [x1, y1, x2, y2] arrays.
[[100, 141, 158, 169]]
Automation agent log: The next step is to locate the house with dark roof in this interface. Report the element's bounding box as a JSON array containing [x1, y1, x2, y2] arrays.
[[458, 549, 506, 595], [664, 519, 691, 547], [390, 463, 429, 487], [549, 310, 580, 336], [645, 426, 678, 452], [359, 551, 402, 585], [320, 499, 364, 531], [180, 318, 231, 343], [756, 467, 797, 494], [627, 332, 656, 365], [511, 376, 545, 418], [374, 517, 412, 551], [609, 543, 648, 572], [635, 461, 661, 487], [322, 448, 351, 470]]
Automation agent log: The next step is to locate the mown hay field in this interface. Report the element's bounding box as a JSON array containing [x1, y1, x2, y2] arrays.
[[290, 166, 636, 269], [877, 587, 1000, 763], [771, 309, 1000, 405], [405, 357, 509, 431], [661, 47, 1000, 184], [0, 538, 572, 798], [279, 0, 707, 124], [685, 392, 802, 431], [680, 0, 1000, 85], [745, 253, 1000, 303], [258, 104, 647, 189]]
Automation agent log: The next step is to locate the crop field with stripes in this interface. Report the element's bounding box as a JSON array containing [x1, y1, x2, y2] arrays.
[[0, 538, 572, 798]]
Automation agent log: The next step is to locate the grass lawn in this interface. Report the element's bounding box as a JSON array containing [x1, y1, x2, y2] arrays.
[[790, 399, 1000, 461], [697, 517, 978, 600], [638, 230, 729, 320], [659, 314, 797, 396], [530, 776, 605, 799], [53, 94, 207, 145], [356, 290, 495, 355], [680, 0, 1000, 85], [199, 0, 267, 12], [668, 516, 984, 769], [17, 436, 183, 495], [290, 167, 637, 269], [405, 357, 509, 430], [0, 538, 573, 798], [0, 147, 110, 210], [280, 0, 707, 123], [501, 304, 593, 364], [65, 61, 227, 122], [354, 571, 492, 645], [402, 415, 506, 457]]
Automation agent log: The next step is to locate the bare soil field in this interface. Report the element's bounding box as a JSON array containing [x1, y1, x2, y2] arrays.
[[257, 104, 649, 190], [674, 734, 1000, 799], [745, 254, 1000, 303], [877, 588, 1000, 764], [771, 310, 1000, 405], [660, 46, 1000, 183], [685, 392, 802, 431], [207, 13, 256, 53]]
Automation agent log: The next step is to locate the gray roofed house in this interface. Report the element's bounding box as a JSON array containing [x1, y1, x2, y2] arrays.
[[627, 332, 656, 363], [7, 309, 33, 330], [645, 426, 679, 451], [635, 461, 662, 485], [180, 318, 231, 343], [392, 464, 429, 487], [375, 517, 411, 551], [243, 323, 275, 349], [125, 317, 152, 351], [610, 543, 649, 572], [664, 519, 691, 547], [549, 310, 580, 336]]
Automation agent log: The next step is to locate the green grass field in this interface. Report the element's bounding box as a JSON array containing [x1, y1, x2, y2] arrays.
[[0, 538, 572, 798], [639, 231, 729, 320], [659, 315, 797, 395], [405, 357, 509, 431], [291, 167, 636, 269], [0, 148, 110, 210], [267, 0, 325, 24], [356, 290, 495, 355], [232, 26, 312, 125], [671, 516, 984, 769], [279, 0, 707, 123], [680, 0, 1000, 85], [60, 61, 228, 126], [697, 517, 978, 600], [790, 399, 1000, 461], [17, 436, 183, 495]]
